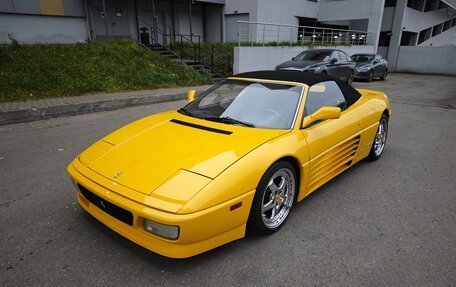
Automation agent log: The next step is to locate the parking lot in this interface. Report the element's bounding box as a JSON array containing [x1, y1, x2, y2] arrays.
[[1, 73, 455, 286]]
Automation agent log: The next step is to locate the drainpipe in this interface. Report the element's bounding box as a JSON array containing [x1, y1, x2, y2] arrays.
[[189, 0, 193, 39], [83, 0, 92, 41], [151, 0, 157, 44], [134, 0, 140, 42], [101, 0, 110, 41], [172, 0, 176, 40]]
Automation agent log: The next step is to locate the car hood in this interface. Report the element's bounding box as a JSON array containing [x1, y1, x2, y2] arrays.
[[355, 62, 373, 68], [79, 111, 287, 196], [276, 60, 321, 70]]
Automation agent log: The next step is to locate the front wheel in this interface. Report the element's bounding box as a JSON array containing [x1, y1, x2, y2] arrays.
[[249, 161, 297, 234], [367, 114, 388, 161]]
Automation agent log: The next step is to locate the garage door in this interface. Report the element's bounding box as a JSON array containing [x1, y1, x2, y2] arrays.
[[225, 13, 249, 42]]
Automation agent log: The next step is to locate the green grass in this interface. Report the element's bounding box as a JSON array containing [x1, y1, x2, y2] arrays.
[[0, 40, 212, 103]]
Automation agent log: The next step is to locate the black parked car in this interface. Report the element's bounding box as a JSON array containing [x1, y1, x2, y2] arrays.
[[275, 49, 356, 85], [351, 54, 388, 82]]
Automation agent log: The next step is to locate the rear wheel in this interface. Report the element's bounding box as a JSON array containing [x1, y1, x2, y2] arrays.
[[367, 70, 373, 82], [367, 114, 388, 161], [249, 161, 297, 234], [347, 70, 354, 85], [380, 69, 387, 81]]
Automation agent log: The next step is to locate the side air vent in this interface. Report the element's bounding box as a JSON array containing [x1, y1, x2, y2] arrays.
[[170, 119, 233, 135], [308, 135, 361, 190]]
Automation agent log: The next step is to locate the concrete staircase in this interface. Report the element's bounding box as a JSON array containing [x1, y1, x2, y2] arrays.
[[145, 43, 224, 82]]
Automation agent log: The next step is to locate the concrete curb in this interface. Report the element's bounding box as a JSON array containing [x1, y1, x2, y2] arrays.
[[0, 86, 210, 126]]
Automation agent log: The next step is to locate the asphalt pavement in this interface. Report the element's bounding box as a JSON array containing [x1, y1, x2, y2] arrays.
[[1, 73, 455, 286]]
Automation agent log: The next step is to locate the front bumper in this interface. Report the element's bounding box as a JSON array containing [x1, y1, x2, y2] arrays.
[[67, 161, 255, 258], [354, 70, 371, 79]]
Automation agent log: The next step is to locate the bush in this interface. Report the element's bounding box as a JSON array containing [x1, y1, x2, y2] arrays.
[[0, 40, 212, 102]]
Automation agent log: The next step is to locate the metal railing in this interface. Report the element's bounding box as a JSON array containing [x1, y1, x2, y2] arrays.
[[237, 21, 375, 46], [137, 17, 230, 77]]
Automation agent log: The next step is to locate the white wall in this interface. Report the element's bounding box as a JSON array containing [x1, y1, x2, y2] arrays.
[[0, 13, 88, 44], [233, 45, 376, 73], [318, 0, 385, 49], [381, 7, 395, 31], [419, 26, 456, 46], [403, 7, 455, 33], [395, 46, 456, 75]]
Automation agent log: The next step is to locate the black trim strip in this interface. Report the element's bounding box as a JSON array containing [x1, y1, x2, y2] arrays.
[[78, 184, 133, 226], [170, 119, 233, 135]]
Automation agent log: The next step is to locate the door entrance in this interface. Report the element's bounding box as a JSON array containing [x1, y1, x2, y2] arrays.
[[92, 0, 130, 39]]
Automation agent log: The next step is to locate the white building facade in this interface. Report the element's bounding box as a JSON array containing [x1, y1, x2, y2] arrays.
[[1, 0, 455, 72]]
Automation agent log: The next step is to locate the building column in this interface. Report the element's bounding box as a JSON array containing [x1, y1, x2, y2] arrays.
[[388, 0, 408, 71]]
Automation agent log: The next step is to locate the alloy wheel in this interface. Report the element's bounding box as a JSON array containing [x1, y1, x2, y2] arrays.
[[261, 168, 296, 229]]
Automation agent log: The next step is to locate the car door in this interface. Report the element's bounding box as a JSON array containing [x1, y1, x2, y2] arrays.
[[326, 51, 341, 79], [338, 51, 352, 81], [372, 55, 383, 76], [300, 81, 362, 196]]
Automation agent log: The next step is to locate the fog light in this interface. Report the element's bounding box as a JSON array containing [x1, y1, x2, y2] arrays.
[[71, 179, 79, 191], [144, 219, 179, 240]]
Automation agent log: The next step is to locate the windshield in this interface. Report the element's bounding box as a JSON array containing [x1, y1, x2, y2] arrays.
[[181, 80, 303, 130], [294, 50, 332, 61], [351, 54, 375, 63]]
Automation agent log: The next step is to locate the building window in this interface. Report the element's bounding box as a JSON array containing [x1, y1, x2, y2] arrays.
[[432, 23, 443, 37], [418, 27, 432, 44], [400, 31, 417, 46], [443, 20, 452, 32], [378, 31, 391, 47], [384, 0, 397, 7], [407, 0, 425, 11]]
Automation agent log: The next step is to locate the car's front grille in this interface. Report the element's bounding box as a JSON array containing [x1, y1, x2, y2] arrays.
[[78, 184, 133, 226]]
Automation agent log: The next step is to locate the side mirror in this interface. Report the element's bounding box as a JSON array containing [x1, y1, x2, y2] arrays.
[[330, 58, 338, 64], [187, 90, 197, 102], [373, 60, 379, 64], [292, 57, 296, 60], [302, 106, 341, 128]]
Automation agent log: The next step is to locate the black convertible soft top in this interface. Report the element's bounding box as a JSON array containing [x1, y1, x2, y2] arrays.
[[232, 70, 361, 107]]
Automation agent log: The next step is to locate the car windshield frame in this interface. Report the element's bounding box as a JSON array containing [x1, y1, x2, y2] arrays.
[[179, 79, 305, 130]]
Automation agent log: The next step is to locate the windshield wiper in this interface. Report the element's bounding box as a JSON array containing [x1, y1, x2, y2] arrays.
[[178, 107, 194, 117], [204, 116, 255, 128]]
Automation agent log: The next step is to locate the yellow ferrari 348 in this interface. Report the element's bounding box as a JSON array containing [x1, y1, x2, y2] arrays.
[[67, 71, 391, 258]]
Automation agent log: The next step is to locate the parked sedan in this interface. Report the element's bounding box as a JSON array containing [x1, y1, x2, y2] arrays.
[[351, 54, 388, 82], [275, 49, 356, 84]]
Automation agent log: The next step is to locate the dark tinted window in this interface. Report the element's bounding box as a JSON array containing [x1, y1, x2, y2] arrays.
[[384, 0, 397, 6], [294, 50, 332, 61], [351, 54, 375, 62], [305, 81, 347, 116], [338, 51, 349, 61]]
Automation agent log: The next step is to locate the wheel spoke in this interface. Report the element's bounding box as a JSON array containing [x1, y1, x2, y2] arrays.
[[268, 180, 279, 195], [262, 200, 274, 212]]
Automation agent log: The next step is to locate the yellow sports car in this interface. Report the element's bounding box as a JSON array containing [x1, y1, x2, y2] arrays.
[[67, 71, 391, 258]]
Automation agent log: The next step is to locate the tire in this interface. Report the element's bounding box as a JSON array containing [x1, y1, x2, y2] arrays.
[[367, 70, 373, 82], [380, 69, 387, 81], [248, 161, 297, 235], [347, 70, 354, 85], [367, 114, 388, 161]]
